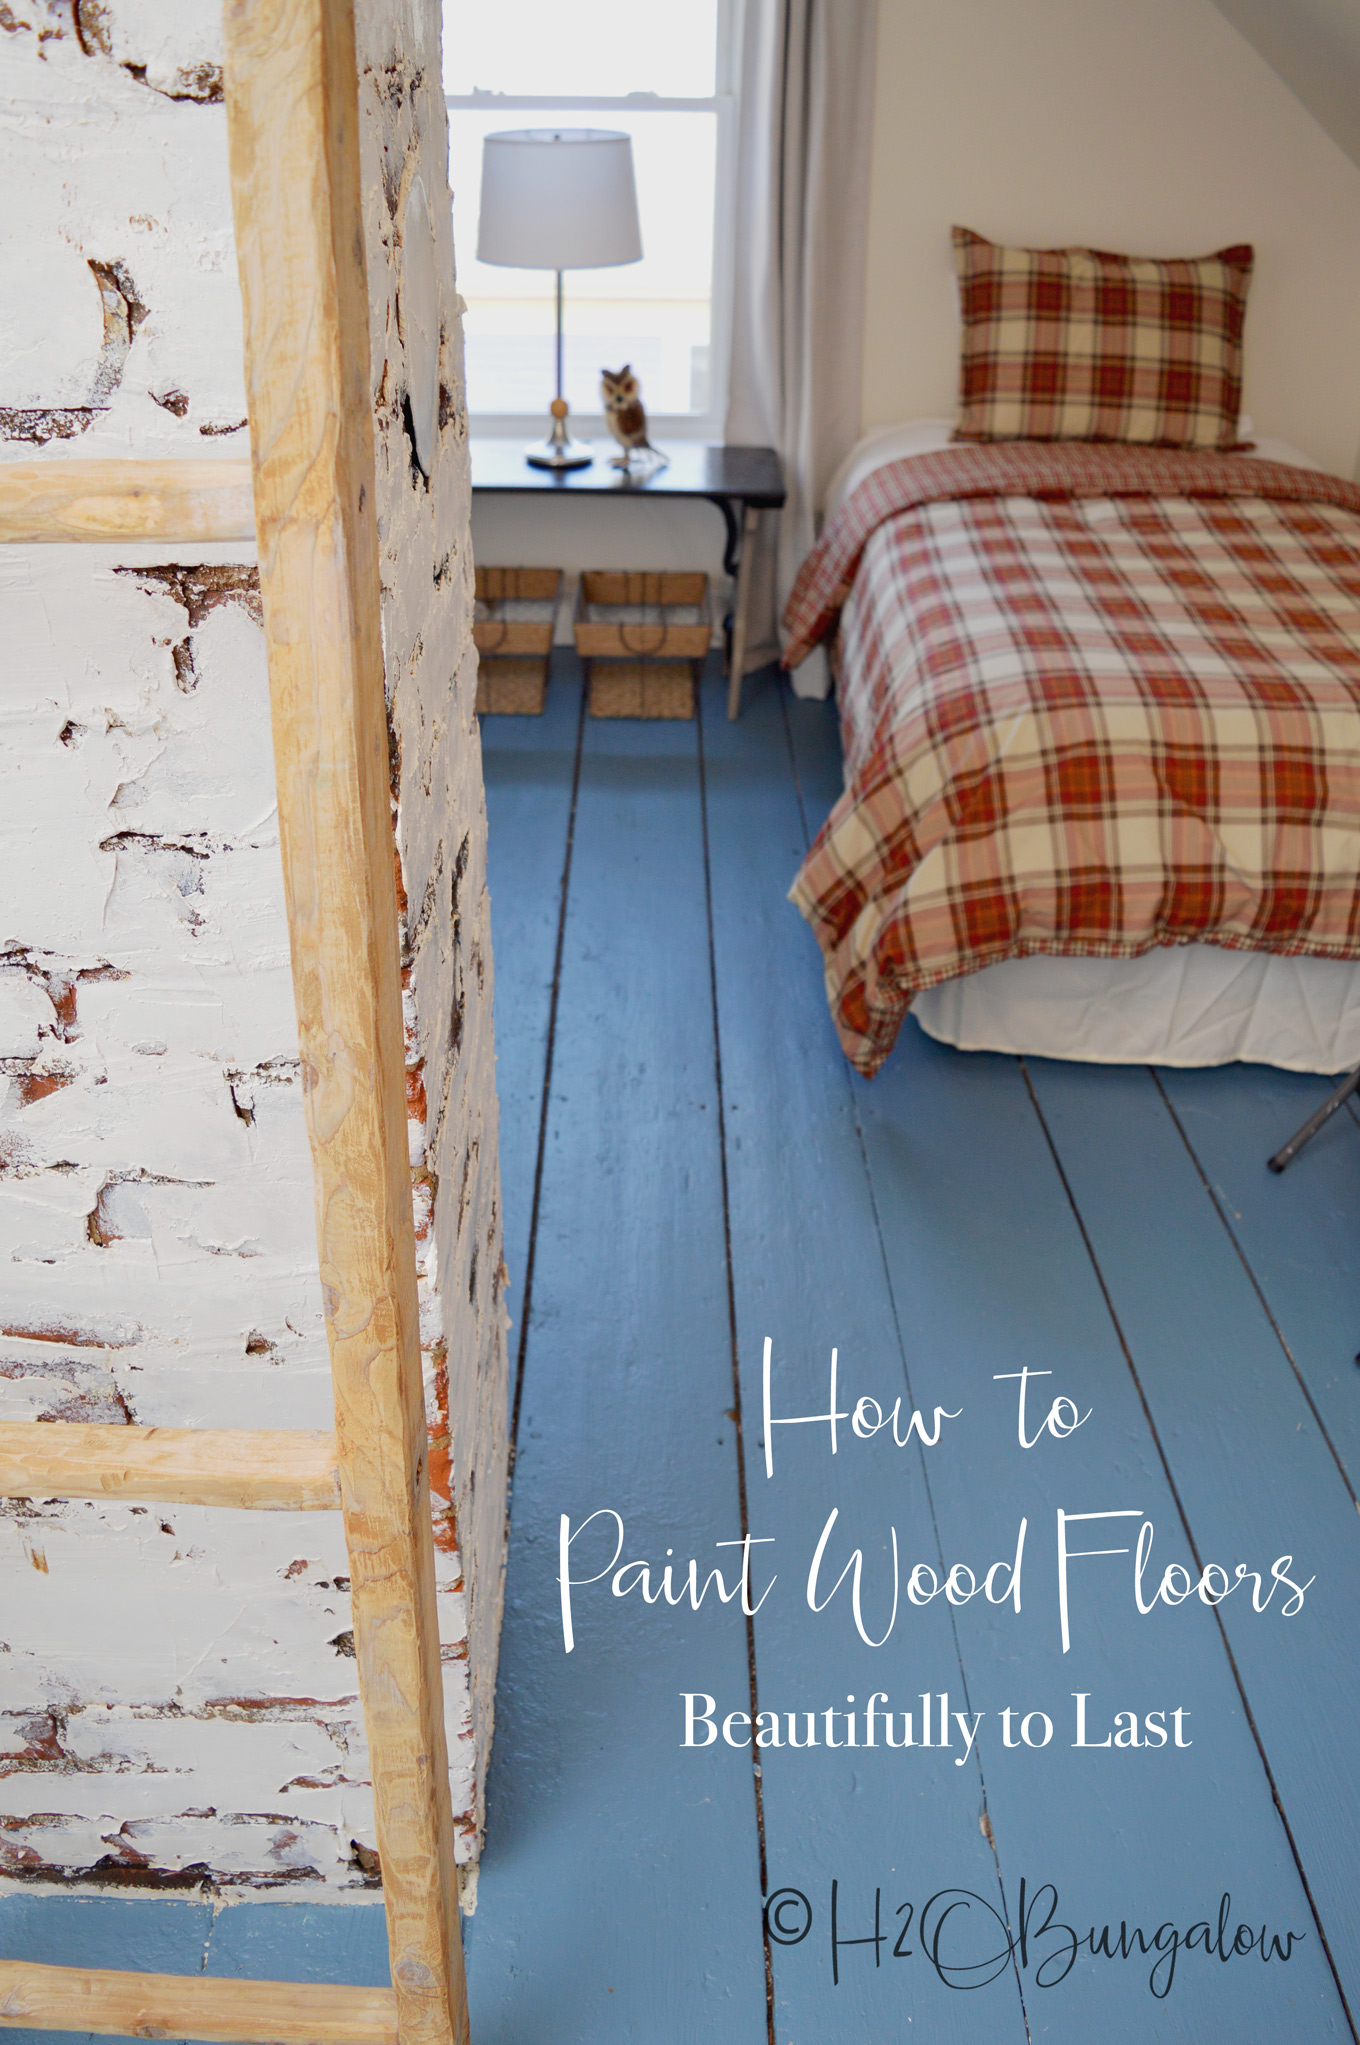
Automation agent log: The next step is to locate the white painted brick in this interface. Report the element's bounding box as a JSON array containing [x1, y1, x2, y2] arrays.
[[0, 0, 505, 1891], [0, 6, 245, 449], [0, 973, 51, 1061]]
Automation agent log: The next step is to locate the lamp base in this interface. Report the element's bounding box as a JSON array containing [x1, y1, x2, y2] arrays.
[[525, 434, 593, 471], [525, 396, 593, 471]]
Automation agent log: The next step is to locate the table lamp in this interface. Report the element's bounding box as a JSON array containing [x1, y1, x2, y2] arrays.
[[477, 128, 643, 470]]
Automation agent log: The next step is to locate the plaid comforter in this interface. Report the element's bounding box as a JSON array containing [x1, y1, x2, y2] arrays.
[[784, 444, 1360, 1076]]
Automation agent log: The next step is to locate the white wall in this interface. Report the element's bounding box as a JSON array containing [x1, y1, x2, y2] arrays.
[[862, 0, 1360, 478], [1208, 0, 1360, 173]]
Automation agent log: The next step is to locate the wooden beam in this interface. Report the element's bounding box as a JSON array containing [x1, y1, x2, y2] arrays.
[[0, 461, 254, 544], [222, 7, 470, 2045], [726, 503, 760, 721], [0, 1424, 340, 1510], [0, 1961, 396, 2045]]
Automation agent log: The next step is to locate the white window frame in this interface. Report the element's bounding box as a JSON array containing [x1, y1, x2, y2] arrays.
[[445, 0, 739, 443]]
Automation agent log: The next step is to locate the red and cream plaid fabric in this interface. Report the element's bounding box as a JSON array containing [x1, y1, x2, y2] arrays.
[[785, 445, 1360, 1077], [952, 227, 1253, 450]]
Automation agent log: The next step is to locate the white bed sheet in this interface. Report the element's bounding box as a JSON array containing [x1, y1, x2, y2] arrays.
[[824, 420, 1360, 1073], [823, 417, 1325, 519]]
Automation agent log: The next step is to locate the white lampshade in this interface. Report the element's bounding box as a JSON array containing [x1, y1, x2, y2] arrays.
[[477, 128, 643, 271]]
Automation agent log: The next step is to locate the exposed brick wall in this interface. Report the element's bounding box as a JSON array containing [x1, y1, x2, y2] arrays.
[[356, 0, 510, 1860], [0, 0, 506, 1893]]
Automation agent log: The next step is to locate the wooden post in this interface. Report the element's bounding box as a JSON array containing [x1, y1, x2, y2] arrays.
[[222, 5, 469, 2043], [726, 503, 760, 720]]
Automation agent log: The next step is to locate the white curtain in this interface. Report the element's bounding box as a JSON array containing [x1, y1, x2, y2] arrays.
[[724, 0, 879, 697]]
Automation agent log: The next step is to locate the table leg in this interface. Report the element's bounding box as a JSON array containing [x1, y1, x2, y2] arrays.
[[726, 502, 760, 721]]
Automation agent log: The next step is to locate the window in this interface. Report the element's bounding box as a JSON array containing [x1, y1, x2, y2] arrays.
[[443, 1, 736, 438]]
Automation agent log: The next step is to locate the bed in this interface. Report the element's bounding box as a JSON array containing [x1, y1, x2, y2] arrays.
[[783, 226, 1360, 1080], [784, 430, 1360, 1078]]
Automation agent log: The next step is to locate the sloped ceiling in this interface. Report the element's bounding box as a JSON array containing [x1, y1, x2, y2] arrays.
[[1208, 0, 1360, 168]]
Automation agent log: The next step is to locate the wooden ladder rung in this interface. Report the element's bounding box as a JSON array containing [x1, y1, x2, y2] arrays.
[[0, 1423, 341, 1510], [0, 1960, 396, 2045], [0, 460, 255, 544]]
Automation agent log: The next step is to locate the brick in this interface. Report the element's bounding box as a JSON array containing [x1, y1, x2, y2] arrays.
[[0, 0, 506, 1888]]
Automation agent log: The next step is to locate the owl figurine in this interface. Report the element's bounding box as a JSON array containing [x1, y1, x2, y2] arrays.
[[600, 365, 668, 471]]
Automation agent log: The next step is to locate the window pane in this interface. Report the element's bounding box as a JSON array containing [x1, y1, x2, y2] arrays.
[[442, 0, 718, 98], [450, 110, 716, 418]]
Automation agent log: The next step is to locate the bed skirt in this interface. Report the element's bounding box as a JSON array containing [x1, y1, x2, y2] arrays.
[[911, 945, 1360, 1074]]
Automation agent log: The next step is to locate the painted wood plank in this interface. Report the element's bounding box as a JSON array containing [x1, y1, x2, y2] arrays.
[[1157, 1060, 1360, 1488], [221, 5, 465, 2039], [699, 669, 1029, 2043], [850, 1023, 1351, 2039], [1022, 1052, 1360, 2023], [780, 686, 845, 837], [202, 1904, 389, 1990], [463, 678, 768, 2042], [477, 662, 583, 1369], [466, 662, 1349, 2036]]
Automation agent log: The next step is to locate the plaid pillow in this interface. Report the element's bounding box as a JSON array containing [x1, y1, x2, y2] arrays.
[[952, 226, 1253, 449]]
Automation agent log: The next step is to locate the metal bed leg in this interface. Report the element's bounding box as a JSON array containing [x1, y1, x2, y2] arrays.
[[1267, 1064, 1360, 1173]]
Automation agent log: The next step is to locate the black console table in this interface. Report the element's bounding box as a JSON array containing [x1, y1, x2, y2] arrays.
[[469, 439, 786, 719]]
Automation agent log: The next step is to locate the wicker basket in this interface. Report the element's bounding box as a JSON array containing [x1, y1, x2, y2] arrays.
[[587, 661, 696, 720], [474, 567, 561, 715], [574, 570, 709, 721]]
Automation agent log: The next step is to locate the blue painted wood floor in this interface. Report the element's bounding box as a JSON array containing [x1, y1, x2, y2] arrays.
[[5, 656, 1359, 2044]]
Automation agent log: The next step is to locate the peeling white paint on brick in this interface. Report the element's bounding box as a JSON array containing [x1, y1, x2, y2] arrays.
[[0, 2, 246, 450], [0, 0, 505, 1895], [355, 0, 511, 1861]]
